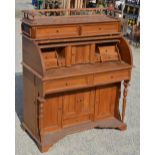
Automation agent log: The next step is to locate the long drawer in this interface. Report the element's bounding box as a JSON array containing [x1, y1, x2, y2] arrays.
[[43, 75, 92, 93], [81, 22, 120, 36], [35, 26, 79, 39], [94, 70, 130, 85], [43, 70, 130, 94]]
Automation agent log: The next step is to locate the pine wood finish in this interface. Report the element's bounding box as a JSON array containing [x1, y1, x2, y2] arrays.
[[21, 9, 133, 152]]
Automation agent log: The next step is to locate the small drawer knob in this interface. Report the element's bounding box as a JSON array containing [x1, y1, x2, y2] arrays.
[[66, 82, 70, 86], [110, 75, 114, 79]]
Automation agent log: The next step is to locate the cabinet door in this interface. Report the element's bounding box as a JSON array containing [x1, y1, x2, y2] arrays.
[[43, 95, 62, 132], [63, 92, 77, 120], [94, 84, 119, 120], [71, 45, 90, 65], [62, 89, 94, 127]]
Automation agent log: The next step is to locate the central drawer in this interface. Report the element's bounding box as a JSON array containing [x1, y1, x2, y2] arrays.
[[94, 70, 130, 85], [43, 75, 91, 93]]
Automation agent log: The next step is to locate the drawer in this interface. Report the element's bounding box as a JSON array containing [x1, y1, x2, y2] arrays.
[[35, 26, 79, 39], [44, 75, 92, 93], [94, 70, 130, 85], [42, 51, 58, 69], [98, 46, 119, 62], [81, 22, 120, 36]]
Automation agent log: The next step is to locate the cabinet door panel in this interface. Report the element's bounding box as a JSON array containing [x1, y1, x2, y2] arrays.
[[71, 45, 90, 64], [76, 91, 91, 115], [94, 84, 119, 120], [43, 95, 62, 132], [63, 94, 77, 119], [62, 89, 94, 127]]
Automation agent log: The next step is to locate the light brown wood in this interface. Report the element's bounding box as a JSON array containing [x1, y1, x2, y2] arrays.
[[43, 75, 90, 94], [62, 89, 93, 127], [42, 95, 63, 132], [122, 80, 130, 123], [21, 9, 133, 152], [98, 45, 119, 62], [35, 25, 79, 39], [94, 84, 119, 120], [81, 23, 120, 36], [42, 51, 58, 69], [94, 70, 130, 86]]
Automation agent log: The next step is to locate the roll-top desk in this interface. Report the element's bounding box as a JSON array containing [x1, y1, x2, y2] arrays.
[[21, 8, 133, 152]]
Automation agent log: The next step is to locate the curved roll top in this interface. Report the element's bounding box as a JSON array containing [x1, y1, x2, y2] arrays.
[[22, 35, 133, 79], [118, 37, 133, 66], [22, 36, 45, 77]]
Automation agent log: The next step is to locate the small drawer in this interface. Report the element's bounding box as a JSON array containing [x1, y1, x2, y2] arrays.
[[94, 70, 130, 85], [42, 51, 58, 69], [44, 75, 91, 93], [98, 46, 119, 62]]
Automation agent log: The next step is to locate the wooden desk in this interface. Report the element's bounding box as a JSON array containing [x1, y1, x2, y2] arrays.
[[21, 8, 133, 152]]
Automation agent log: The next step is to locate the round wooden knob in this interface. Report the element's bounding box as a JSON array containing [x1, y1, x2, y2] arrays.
[[66, 82, 70, 86], [110, 75, 114, 79]]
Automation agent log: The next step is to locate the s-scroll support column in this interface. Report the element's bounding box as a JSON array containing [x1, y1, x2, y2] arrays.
[[122, 80, 130, 123], [37, 97, 46, 143]]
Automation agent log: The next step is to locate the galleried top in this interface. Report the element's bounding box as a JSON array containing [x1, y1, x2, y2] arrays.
[[22, 8, 120, 26]]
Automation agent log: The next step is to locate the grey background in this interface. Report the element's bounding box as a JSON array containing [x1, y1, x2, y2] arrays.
[[15, 1, 140, 154]]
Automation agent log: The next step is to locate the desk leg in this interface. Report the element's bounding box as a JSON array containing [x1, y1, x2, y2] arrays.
[[38, 99, 44, 145], [122, 80, 130, 123]]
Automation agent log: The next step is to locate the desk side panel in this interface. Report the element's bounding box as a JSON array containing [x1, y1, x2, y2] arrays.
[[22, 36, 45, 76], [23, 67, 40, 141], [118, 37, 133, 66]]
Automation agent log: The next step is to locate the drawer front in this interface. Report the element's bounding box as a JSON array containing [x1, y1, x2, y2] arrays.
[[98, 46, 119, 62], [94, 70, 130, 85], [42, 51, 58, 69], [35, 26, 79, 39], [81, 22, 119, 36], [44, 76, 91, 93]]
